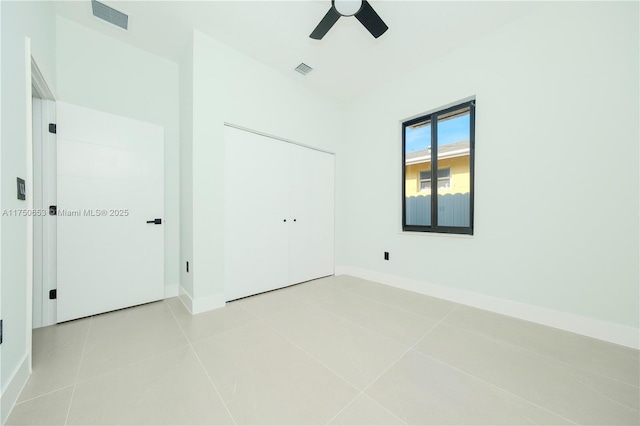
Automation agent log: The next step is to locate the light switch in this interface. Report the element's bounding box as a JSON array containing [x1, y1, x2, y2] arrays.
[[17, 177, 26, 200]]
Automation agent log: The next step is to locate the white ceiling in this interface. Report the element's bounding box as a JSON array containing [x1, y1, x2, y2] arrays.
[[54, 1, 544, 101]]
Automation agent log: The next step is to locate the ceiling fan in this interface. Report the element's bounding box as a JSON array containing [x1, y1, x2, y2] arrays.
[[310, 0, 389, 40]]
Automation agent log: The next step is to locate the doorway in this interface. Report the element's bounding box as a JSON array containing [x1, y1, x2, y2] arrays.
[[30, 63, 166, 327], [31, 57, 56, 329]]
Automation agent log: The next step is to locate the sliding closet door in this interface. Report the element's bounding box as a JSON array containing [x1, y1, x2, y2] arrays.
[[289, 144, 335, 284], [224, 126, 290, 300]]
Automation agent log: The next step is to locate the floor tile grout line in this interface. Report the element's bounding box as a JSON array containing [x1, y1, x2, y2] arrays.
[[582, 381, 640, 413], [356, 393, 409, 426], [165, 298, 238, 426], [241, 279, 637, 384], [419, 351, 581, 426], [176, 282, 636, 424], [341, 283, 460, 322], [233, 294, 304, 321], [303, 296, 441, 418], [250, 280, 441, 354], [310, 290, 452, 349], [213, 282, 413, 406], [197, 286, 640, 390], [321, 394, 362, 426], [347, 280, 639, 391], [440, 320, 640, 390], [331, 276, 615, 391], [166, 301, 262, 345], [327, 304, 461, 425], [258, 314, 363, 391], [344, 281, 640, 391], [12, 384, 75, 406], [321, 391, 407, 426], [73, 343, 194, 387], [257, 319, 402, 426], [410, 305, 580, 425], [282, 281, 346, 305], [61, 301, 193, 388], [26, 279, 634, 426], [231, 278, 331, 308], [252, 305, 408, 424], [232, 278, 357, 321], [63, 315, 92, 426], [234, 289, 343, 322], [361, 403, 406, 425], [306, 298, 415, 349], [23, 304, 191, 408]]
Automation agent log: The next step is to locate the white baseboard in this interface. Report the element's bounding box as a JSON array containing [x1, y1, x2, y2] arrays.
[[1, 353, 31, 425], [335, 266, 640, 349], [177, 287, 192, 313], [164, 283, 179, 298], [177, 286, 225, 315]]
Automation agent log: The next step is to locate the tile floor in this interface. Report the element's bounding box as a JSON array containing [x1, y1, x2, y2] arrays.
[[6, 275, 640, 425]]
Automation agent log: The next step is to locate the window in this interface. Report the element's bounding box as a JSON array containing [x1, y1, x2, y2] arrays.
[[403, 100, 475, 234], [419, 168, 451, 192]]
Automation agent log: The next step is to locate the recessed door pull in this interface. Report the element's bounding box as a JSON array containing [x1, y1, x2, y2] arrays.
[[146, 218, 162, 225]]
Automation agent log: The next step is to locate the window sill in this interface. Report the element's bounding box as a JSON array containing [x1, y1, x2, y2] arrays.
[[399, 231, 474, 239]]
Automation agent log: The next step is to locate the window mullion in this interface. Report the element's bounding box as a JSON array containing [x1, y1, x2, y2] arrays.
[[430, 115, 438, 229]]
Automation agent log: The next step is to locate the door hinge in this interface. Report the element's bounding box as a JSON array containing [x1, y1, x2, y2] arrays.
[[49, 205, 57, 216], [49, 289, 57, 300], [49, 123, 57, 134], [0, 319, 3, 345]]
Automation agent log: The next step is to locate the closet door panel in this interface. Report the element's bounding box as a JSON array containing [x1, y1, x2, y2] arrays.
[[289, 144, 335, 284], [224, 126, 290, 300]]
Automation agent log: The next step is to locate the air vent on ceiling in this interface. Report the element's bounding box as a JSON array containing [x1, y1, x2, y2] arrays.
[[295, 63, 313, 75], [91, 0, 128, 30]]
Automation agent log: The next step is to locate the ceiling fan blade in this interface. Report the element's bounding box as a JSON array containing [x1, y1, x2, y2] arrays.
[[310, 7, 341, 40], [354, 0, 388, 38]]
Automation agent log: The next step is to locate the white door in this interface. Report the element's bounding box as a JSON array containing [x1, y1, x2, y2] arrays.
[[289, 144, 335, 284], [224, 126, 290, 300], [56, 103, 164, 322]]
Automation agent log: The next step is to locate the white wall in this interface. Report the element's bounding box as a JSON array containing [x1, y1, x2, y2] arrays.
[[0, 1, 3, 420], [338, 2, 639, 345], [179, 36, 194, 299], [180, 30, 345, 311], [0, 1, 57, 422], [56, 17, 181, 296]]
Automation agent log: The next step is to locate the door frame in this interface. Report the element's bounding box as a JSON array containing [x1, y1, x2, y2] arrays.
[[30, 55, 56, 331]]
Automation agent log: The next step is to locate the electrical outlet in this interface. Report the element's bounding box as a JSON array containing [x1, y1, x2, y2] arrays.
[[384, 252, 389, 261]]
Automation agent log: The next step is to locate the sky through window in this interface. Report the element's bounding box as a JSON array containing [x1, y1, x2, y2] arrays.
[[405, 114, 469, 153]]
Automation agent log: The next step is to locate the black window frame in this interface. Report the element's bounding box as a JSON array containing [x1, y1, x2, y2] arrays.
[[402, 100, 475, 235]]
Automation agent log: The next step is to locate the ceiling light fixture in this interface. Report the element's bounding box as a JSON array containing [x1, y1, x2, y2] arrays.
[[333, 0, 363, 17]]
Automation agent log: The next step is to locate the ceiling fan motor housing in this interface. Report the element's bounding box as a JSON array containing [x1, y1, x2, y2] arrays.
[[332, 0, 363, 17], [310, 0, 388, 40]]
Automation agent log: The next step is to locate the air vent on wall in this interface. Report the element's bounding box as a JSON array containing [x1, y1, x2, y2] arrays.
[[295, 63, 313, 75], [92, 0, 129, 30]]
